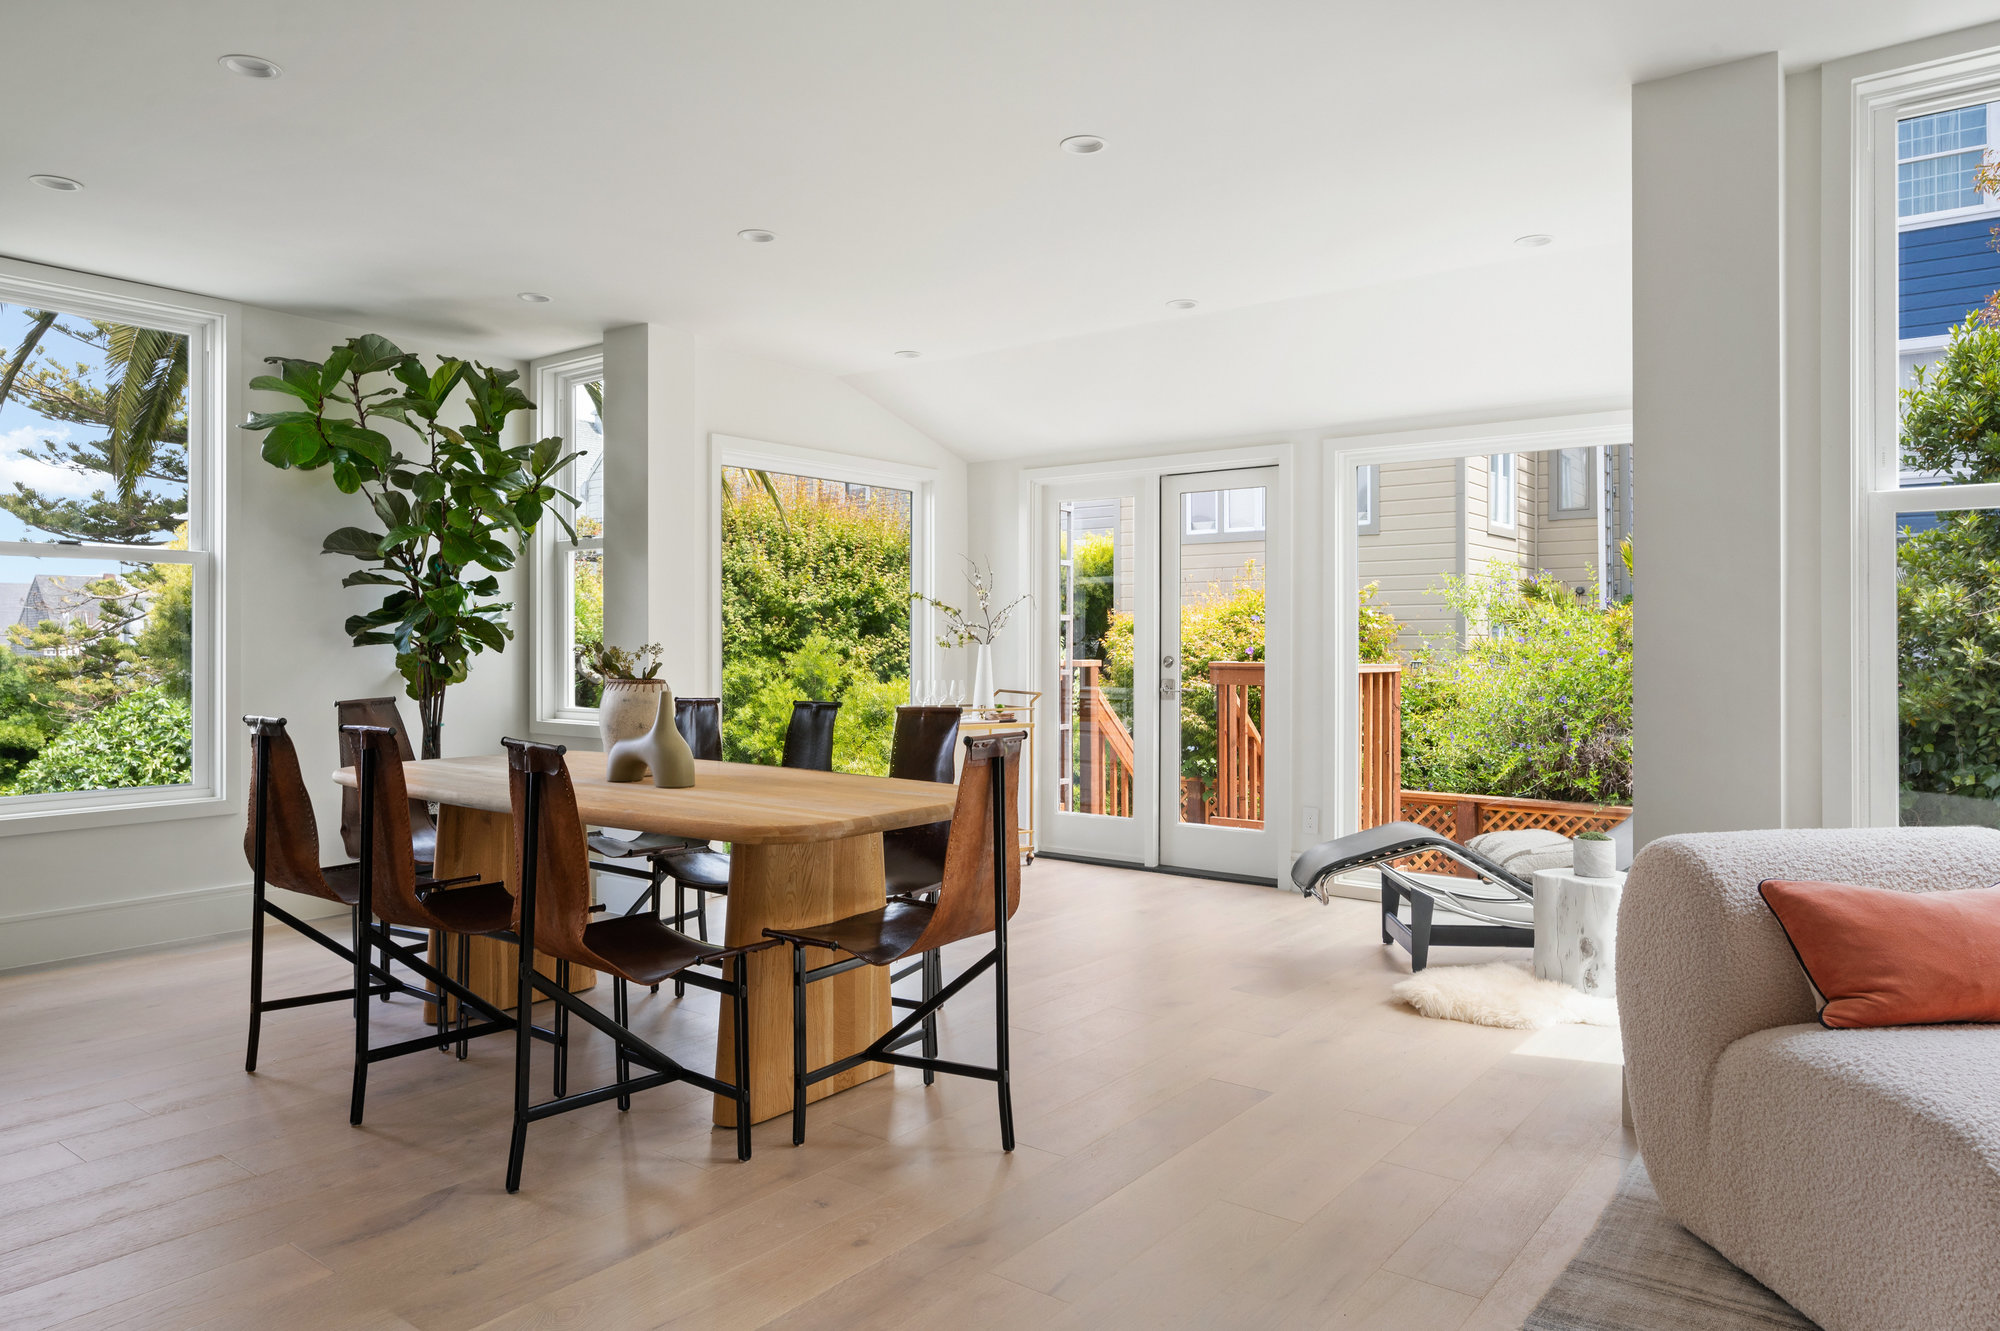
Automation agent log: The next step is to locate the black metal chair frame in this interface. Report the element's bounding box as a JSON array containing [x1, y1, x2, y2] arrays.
[[347, 728, 555, 1125], [244, 716, 433, 1074], [501, 742, 763, 1193], [768, 739, 1016, 1151]]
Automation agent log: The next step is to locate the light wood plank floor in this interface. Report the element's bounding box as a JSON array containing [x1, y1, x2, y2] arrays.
[[0, 859, 1631, 1330]]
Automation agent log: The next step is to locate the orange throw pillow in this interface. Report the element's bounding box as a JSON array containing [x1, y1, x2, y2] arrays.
[[1760, 879, 2000, 1028]]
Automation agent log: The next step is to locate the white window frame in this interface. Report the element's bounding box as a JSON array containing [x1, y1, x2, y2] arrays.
[[1485, 452, 1518, 534], [1551, 446, 1597, 520], [0, 260, 229, 834], [1835, 35, 2000, 828], [707, 434, 937, 698], [528, 346, 604, 736]]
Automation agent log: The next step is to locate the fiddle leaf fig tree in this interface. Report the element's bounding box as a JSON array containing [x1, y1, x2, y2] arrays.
[[240, 333, 578, 758]]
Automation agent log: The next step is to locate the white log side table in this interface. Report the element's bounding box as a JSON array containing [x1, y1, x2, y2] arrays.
[[1532, 867, 1627, 997]]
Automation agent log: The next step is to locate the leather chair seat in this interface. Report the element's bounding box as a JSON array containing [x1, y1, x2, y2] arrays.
[[582, 913, 726, 985], [416, 880, 517, 935], [318, 863, 365, 906], [658, 847, 731, 892], [771, 899, 935, 967]]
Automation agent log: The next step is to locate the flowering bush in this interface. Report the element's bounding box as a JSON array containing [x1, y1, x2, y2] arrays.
[[1401, 563, 1632, 803]]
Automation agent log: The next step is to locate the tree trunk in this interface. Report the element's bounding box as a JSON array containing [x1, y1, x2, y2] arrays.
[[419, 687, 445, 761]]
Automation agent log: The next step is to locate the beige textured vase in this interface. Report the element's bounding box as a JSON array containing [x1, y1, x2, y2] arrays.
[[607, 685, 697, 787], [597, 678, 665, 753]]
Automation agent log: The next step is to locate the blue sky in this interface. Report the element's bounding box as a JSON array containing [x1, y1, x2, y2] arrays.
[[1, 303, 182, 580]]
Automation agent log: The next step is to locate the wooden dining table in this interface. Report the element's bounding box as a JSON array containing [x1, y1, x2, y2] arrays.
[[332, 752, 957, 1126]]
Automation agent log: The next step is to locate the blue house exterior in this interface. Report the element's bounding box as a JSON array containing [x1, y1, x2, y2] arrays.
[[1900, 216, 2000, 339]]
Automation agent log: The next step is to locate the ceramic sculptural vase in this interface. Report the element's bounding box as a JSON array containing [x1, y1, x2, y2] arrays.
[[606, 685, 697, 787], [597, 677, 666, 752]]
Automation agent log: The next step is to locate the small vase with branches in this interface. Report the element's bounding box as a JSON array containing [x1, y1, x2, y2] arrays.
[[914, 560, 1028, 708]]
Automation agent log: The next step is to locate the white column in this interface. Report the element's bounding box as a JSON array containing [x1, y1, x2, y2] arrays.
[[1632, 53, 1789, 841]]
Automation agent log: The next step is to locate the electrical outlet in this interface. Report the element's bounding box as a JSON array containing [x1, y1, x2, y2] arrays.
[[1301, 806, 1320, 838]]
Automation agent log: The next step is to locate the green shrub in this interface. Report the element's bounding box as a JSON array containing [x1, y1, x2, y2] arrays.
[[1400, 563, 1632, 804], [1898, 320, 2000, 817], [1073, 530, 1116, 661], [722, 632, 908, 775], [1359, 581, 1400, 664], [721, 487, 912, 687], [9, 686, 192, 795]]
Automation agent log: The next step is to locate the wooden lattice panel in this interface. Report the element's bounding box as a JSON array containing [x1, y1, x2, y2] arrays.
[[1389, 791, 1632, 877]]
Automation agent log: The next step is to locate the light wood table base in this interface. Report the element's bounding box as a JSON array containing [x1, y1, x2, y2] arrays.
[[715, 836, 891, 1127]]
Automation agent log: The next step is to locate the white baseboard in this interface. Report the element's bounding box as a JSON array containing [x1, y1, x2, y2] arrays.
[[0, 882, 348, 974]]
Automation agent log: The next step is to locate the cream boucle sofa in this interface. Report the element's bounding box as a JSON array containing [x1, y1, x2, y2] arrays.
[[1618, 827, 2000, 1331]]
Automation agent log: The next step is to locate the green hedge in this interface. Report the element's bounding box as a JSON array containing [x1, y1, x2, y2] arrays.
[[720, 491, 913, 775]]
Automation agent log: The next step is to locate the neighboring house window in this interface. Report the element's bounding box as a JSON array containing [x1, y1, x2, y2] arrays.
[[1487, 453, 1518, 532], [529, 349, 604, 729], [1356, 464, 1381, 535], [0, 279, 222, 822], [1898, 105, 1991, 219], [1552, 447, 1596, 519], [1184, 488, 1267, 543], [1184, 490, 1219, 535]]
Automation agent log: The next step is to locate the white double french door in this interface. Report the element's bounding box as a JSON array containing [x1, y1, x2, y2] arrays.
[[1038, 466, 1288, 880]]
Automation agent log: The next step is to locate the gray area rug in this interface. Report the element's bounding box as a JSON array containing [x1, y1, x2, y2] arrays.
[[1524, 1159, 1818, 1330]]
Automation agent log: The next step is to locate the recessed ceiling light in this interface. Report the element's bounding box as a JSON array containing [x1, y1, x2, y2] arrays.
[[517, 292, 551, 303], [893, 350, 922, 359], [1515, 234, 1555, 248], [738, 228, 776, 243], [1060, 135, 1107, 155], [219, 53, 283, 79], [28, 174, 83, 192], [1166, 299, 1199, 311]]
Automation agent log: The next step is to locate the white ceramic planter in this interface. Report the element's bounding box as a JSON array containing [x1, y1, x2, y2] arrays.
[[597, 678, 665, 752], [1572, 835, 1617, 879]]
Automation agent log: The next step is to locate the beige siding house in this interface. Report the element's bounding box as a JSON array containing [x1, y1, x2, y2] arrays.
[[1358, 445, 1630, 653]]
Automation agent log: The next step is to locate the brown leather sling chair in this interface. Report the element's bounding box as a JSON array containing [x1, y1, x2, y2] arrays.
[[766, 731, 1024, 1150], [500, 738, 770, 1192], [241, 718, 526, 1125], [344, 724, 533, 1124]]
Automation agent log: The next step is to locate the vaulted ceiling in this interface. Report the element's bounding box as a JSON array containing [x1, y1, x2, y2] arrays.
[[10, 1, 2000, 455]]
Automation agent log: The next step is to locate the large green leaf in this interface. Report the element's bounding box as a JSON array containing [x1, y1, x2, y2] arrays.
[[322, 526, 387, 559], [247, 375, 316, 403], [346, 334, 406, 376]]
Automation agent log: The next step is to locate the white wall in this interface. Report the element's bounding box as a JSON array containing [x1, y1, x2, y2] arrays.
[[1631, 53, 1791, 843], [1, 297, 533, 970], [592, 328, 970, 721]]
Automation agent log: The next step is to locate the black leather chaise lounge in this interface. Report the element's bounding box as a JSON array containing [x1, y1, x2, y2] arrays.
[[1289, 819, 1632, 971]]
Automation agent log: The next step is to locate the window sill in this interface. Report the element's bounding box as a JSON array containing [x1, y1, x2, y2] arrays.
[[0, 787, 231, 839], [531, 715, 602, 744]]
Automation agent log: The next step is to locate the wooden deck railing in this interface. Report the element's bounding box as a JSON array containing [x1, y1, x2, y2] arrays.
[[1207, 661, 1264, 828], [1358, 664, 1402, 830], [1072, 660, 1135, 816]]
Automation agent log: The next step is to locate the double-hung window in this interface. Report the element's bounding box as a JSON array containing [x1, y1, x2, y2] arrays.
[[529, 348, 604, 730], [1897, 104, 1991, 220], [1552, 447, 1595, 519], [0, 271, 223, 824]]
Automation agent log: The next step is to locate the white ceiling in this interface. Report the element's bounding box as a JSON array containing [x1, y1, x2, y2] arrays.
[[8, 1, 2000, 457]]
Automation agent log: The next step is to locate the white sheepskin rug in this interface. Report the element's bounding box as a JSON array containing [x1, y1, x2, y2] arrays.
[[1391, 961, 1617, 1030]]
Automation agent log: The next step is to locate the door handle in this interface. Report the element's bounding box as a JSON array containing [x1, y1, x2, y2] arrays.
[[1160, 678, 1181, 699]]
